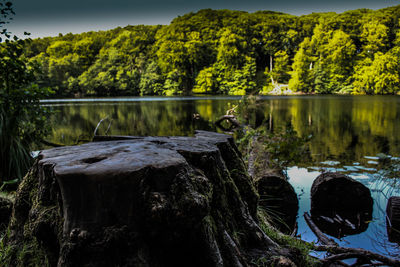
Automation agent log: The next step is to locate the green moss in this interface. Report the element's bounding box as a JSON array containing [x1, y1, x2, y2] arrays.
[[4, 161, 62, 266], [202, 215, 217, 233], [257, 209, 319, 267], [16, 241, 50, 267]]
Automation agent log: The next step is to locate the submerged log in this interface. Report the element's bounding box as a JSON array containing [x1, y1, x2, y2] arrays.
[[6, 131, 293, 267], [310, 172, 373, 238]]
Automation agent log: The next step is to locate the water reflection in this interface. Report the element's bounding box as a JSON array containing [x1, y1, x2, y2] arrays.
[[44, 95, 400, 258], [47, 96, 400, 165], [47, 100, 233, 145]]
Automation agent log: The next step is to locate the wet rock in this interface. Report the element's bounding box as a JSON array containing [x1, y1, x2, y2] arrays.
[[6, 131, 283, 267], [310, 172, 373, 238], [386, 196, 400, 243]]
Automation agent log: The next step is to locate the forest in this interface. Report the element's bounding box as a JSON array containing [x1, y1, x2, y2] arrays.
[[22, 5, 400, 96]]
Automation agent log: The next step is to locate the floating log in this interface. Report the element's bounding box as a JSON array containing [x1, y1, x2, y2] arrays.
[[310, 172, 373, 238]]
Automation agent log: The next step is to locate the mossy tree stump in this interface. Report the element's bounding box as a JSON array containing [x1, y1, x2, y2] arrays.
[[5, 131, 290, 267]]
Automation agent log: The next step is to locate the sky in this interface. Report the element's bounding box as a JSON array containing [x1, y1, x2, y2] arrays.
[[5, 0, 400, 39]]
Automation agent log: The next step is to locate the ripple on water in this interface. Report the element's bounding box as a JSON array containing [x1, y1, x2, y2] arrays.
[[320, 160, 341, 166], [344, 166, 359, 172], [364, 156, 380, 160], [354, 165, 377, 172]]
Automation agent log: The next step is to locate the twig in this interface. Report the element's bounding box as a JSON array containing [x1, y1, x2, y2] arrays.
[[313, 245, 400, 266], [304, 212, 338, 246], [40, 139, 64, 147], [105, 119, 113, 135], [93, 116, 109, 137], [290, 222, 298, 237], [321, 253, 364, 263]]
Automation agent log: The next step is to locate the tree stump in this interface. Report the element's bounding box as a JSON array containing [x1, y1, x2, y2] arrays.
[[310, 172, 373, 238], [6, 131, 286, 267], [386, 196, 400, 243]]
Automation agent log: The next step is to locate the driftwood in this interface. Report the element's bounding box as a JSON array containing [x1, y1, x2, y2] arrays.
[[313, 245, 400, 266], [304, 212, 400, 266], [214, 115, 241, 132], [304, 212, 337, 246], [93, 116, 112, 137], [40, 139, 64, 147]]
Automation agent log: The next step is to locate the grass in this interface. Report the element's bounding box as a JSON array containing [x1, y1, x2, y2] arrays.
[[0, 108, 33, 184]]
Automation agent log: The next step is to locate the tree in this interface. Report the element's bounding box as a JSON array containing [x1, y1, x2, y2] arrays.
[[320, 29, 356, 92], [139, 61, 163, 95], [193, 67, 218, 94], [11, 6, 400, 96], [361, 20, 389, 56], [0, 0, 52, 181], [269, 50, 291, 84], [216, 28, 247, 68], [289, 37, 314, 92], [353, 51, 400, 94]]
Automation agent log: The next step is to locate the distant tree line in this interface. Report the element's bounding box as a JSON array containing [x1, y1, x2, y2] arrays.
[[23, 6, 400, 96]]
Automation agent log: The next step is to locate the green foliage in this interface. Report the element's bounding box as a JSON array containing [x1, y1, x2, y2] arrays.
[[193, 66, 218, 94], [353, 50, 400, 94], [270, 50, 291, 84], [288, 38, 314, 92], [234, 95, 312, 173], [139, 61, 164, 95], [0, 1, 52, 182], [238, 124, 311, 174], [0, 227, 50, 267], [16, 5, 400, 96]]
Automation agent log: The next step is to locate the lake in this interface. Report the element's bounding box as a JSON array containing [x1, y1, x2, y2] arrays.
[[43, 95, 400, 260]]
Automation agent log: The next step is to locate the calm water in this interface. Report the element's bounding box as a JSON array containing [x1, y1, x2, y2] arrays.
[[44, 95, 400, 259]]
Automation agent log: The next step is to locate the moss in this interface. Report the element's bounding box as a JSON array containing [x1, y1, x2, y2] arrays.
[[0, 227, 50, 267], [257, 209, 319, 267], [202, 215, 217, 233], [4, 161, 63, 266]]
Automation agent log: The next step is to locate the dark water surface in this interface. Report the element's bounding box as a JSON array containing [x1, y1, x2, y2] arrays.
[[44, 95, 400, 259]]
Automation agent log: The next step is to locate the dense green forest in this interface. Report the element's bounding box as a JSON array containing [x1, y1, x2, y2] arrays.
[[23, 5, 400, 96]]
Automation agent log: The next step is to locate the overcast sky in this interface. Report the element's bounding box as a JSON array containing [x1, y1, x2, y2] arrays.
[[5, 0, 400, 38]]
